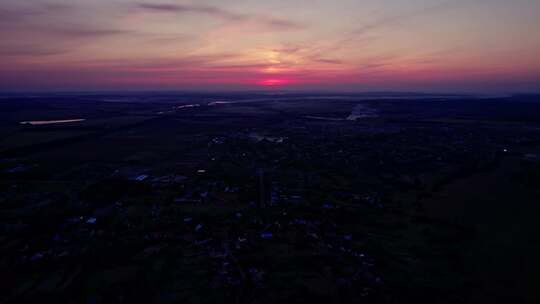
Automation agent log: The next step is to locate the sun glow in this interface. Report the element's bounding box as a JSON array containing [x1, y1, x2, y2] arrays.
[[262, 66, 290, 74], [258, 79, 289, 86]]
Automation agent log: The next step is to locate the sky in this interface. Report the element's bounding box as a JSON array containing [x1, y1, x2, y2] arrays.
[[0, 0, 539, 93]]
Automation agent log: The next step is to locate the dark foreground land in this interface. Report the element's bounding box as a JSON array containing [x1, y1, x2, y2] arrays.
[[1, 92, 540, 304]]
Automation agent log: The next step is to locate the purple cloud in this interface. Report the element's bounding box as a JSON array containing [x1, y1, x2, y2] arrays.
[[136, 3, 245, 20], [136, 2, 305, 31], [0, 44, 69, 57], [49, 27, 132, 38]]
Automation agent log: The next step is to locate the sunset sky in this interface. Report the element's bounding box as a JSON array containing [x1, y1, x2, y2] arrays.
[[1, 0, 539, 92]]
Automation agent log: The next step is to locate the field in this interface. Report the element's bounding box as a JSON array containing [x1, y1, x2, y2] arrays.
[[1, 93, 540, 303]]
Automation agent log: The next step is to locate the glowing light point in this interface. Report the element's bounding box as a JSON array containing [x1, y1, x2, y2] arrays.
[[258, 79, 289, 86]]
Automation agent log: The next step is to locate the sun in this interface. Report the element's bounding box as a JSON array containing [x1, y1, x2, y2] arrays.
[[258, 79, 289, 87]]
